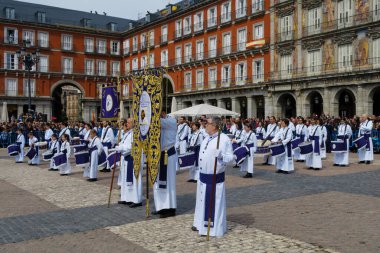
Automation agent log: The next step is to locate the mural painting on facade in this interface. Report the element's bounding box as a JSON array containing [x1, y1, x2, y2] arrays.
[[323, 39, 335, 71], [323, 0, 335, 30], [353, 30, 369, 67], [355, 0, 369, 23]]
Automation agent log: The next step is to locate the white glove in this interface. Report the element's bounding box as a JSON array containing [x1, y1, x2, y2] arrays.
[[213, 149, 222, 159]]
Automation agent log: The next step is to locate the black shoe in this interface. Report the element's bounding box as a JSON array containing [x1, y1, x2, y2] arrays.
[[87, 178, 97, 182], [193, 180, 197, 183], [243, 173, 253, 178], [60, 173, 69, 176], [340, 165, 347, 167], [126, 202, 133, 206], [366, 161, 371, 165], [299, 160, 305, 162], [160, 210, 176, 218], [333, 164, 339, 167], [101, 168, 111, 173], [151, 210, 161, 215], [191, 226, 198, 232], [187, 179, 194, 183], [313, 168, 321, 170], [233, 165, 239, 168], [358, 161, 365, 164], [282, 171, 289, 174], [129, 203, 142, 208], [48, 168, 55, 171], [262, 162, 269, 166], [275, 170, 283, 173], [308, 167, 313, 170], [15, 161, 23, 163], [118, 201, 127, 205]]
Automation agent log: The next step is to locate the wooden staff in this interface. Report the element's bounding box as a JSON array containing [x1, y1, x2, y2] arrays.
[[206, 128, 222, 241], [146, 165, 150, 218]]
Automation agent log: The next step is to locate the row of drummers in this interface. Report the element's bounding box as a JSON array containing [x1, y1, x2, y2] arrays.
[[177, 116, 375, 179]]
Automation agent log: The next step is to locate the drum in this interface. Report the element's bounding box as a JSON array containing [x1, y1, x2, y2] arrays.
[[42, 150, 54, 161], [331, 140, 347, 153], [98, 150, 107, 167], [73, 144, 88, 153], [233, 146, 249, 165], [52, 153, 67, 168], [269, 144, 285, 157], [7, 144, 20, 156], [255, 140, 270, 155], [299, 142, 313, 155], [291, 138, 301, 150], [25, 148, 37, 160], [178, 152, 196, 170], [71, 137, 81, 146], [35, 141, 48, 150], [353, 136, 367, 150], [227, 134, 235, 139], [107, 151, 121, 170], [74, 151, 90, 167], [232, 142, 240, 151]]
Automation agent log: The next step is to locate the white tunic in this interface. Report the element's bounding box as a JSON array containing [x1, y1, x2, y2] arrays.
[[294, 124, 309, 161], [320, 125, 328, 159], [175, 123, 190, 155], [188, 130, 204, 180], [272, 127, 294, 172], [333, 124, 352, 165], [193, 133, 234, 237], [240, 131, 257, 174], [15, 134, 25, 162], [305, 125, 322, 169], [153, 115, 177, 211], [85, 136, 103, 179], [59, 141, 72, 174], [263, 123, 279, 165], [100, 126, 115, 156], [358, 120, 374, 162], [78, 127, 87, 137], [59, 128, 71, 141], [44, 128, 54, 141], [255, 127, 266, 140], [28, 136, 40, 165]]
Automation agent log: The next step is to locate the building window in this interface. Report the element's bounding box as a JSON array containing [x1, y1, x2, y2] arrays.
[[23, 30, 35, 46], [141, 34, 147, 49], [175, 46, 182, 65], [125, 61, 130, 74], [208, 67, 217, 88], [85, 59, 94, 75], [39, 56, 48, 72], [280, 15, 293, 41], [184, 16, 192, 35], [123, 39, 130, 54], [111, 62, 120, 76], [222, 32, 231, 55], [36, 12, 46, 23], [235, 62, 247, 85], [338, 0, 352, 28], [237, 28, 247, 52], [5, 8, 15, 19], [184, 72, 192, 90], [236, 0, 246, 18], [196, 40, 204, 60], [109, 23, 117, 31], [62, 35, 73, 50], [208, 37, 217, 58], [308, 7, 321, 35], [338, 44, 353, 72], [97, 39, 106, 54], [196, 70, 204, 89], [149, 53, 155, 68], [373, 38, 380, 67], [161, 26, 168, 43], [132, 36, 138, 52], [222, 64, 231, 85], [208, 7, 217, 27], [194, 12, 203, 32], [161, 50, 168, 66], [185, 43, 192, 63], [6, 78, 17, 96], [4, 27, 18, 44], [4, 52, 18, 70], [132, 58, 138, 70], [254, 24, 264, 40], [23, 79, 36, 97], [63, 58, 73, 74], [252, 0, 264, 12], [85, 38, 94, 53], [253, 59, 264, 81], [375, 0, 380, 21], [141, 55, 147, 69], [175, 20, 182, 38], [221, 1, 231, 23], [111, 41, 120, 55], [280, 54, 293, 79], [149, 31, 154, 46], [97, 60, 107, 76], [38, 32, 49, 48], [122, 82, 129, 97], [307, 49, 321, 75]]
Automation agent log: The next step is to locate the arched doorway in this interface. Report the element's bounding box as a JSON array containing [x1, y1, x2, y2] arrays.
[[338, 89, 356, 118], [51, 82, 83, 122], [371, 86, 380, 116], [162, 76, 174, 113], [278, 93, 296, 118], [239, 97, 247, 119], [308, 91, 323, 117], [256, 96, 265, 119]]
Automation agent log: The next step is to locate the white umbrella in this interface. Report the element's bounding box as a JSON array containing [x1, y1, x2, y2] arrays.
[[171, 96, 177, 113], [1, 102, 8, 122], [169, 104, 240, 117]]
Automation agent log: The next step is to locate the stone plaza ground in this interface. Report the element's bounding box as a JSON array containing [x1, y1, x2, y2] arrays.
[[0, 149, 379, 253]]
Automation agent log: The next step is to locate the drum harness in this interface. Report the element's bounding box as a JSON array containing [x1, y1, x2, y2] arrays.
[[262, 124, 277, 146]]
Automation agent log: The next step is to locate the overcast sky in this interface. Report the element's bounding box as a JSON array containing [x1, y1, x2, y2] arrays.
[[18, 0, 175, 20]]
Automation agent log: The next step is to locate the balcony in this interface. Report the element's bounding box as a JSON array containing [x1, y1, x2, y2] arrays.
[[220, 12, 232, 25], [194, 22, 204, 34], [174, 29, 182, 40], [251, 1, 265, 14], [183, 26, 192, 36], [276, 30, 294, 43], [160, 34, 168, 45], [235, 7, 247, 20], [207, 17, 217, 29]]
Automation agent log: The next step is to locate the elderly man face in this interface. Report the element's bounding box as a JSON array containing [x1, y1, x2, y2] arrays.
[[205, 118, 218, 135], [126, 118, 134, 130], [360, 114, 367, 123]]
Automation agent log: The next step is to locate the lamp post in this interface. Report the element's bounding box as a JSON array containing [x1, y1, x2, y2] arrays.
[[16, 40, 40, 115]]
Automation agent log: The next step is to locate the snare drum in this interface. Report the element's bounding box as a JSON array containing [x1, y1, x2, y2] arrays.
[[291, 138, 301, 150], [331, 140, 347, 153], [178, 152, 196, 170], [25, 148, 37, 160], [75, 151, 90, 167], [71, 137, 81, 146], [7, 144, 20, 156], [233, 146, 249, 165], [73, 144, 88, 153], [35, 141, 48, 150], [42, 150, 54, 161], [107, 151, 121, 170], [269, 144, 285, 157], [353, 136, 367, 150], [52, 152, 67, 168], [299, 141, 313, 155]]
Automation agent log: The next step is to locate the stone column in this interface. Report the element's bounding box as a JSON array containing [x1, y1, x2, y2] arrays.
[[323, 87, 332, 116], [264, 94, 273, 117], [176, 100, 183, 111], [295, 92, 303, 117], [217, 98, 225, 108], [17, 104, 23, 117], [247, 96, 253, 118], [44, 104, 51, 121], [356, 85, 365, 115]]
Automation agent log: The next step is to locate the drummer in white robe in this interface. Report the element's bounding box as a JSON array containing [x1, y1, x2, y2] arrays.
[[333, 118, 352, 167], [263, 116, 279, 165], [192, 116, 234, 237], [78, 122, 87, 139], [44, 123, 54, 143], [318, 119, 328, 159], [357, 114, 374, 164], [255, 121, 266, 140], [100, 121, 116, 172], [58, 123, 71, 142], [116, 118, 143, 207], [48, 134, 60, 171], [59, 134, 72, 176], [27, 132, 40, 166], [271, 119, 294, 174], [305, 118, 322, 170], [294, 116, 308, 162], [153, 111, 178, 218], [15, 128, 25, 163], [86, 130, 103, 181], [175, 116, 190, 155], [240, 123, 257, 178], [188, 121, 204, 182]]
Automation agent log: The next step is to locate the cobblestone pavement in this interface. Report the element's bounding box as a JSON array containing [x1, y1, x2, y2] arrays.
[[0, 150, 379, 252]]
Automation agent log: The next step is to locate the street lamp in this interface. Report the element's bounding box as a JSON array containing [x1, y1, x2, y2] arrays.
[[16, 40, 40, 115]]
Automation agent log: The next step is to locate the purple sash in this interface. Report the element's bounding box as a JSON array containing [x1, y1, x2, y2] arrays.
[[189, 145, 200, 166], [309, 136, 320, 155], [246, 143, 254, 156], [296, 134, 305, 142], [364, 134, 371, 151], [200, 172, 225, 228], [158, 146, 176, 189], [286, 141, 292, 159], [124, 155, 134, 185], [102, 142, 112, 149]]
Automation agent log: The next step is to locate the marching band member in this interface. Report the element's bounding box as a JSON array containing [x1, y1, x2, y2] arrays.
[[188, 121, 204, 182], [318, 119, 328, 159], [78, 122, 87, 139], [153, 111, 178, 218], [48, 134, 60, 171], [333, 118, 352, 167], [199, 119, 208, 138], [358, 114, 374, 164], [240, 123, 257, 178], [305, 118, 322, 170], [116, 118, 143, 208], [294, 116, 308, 162], [44, 123, 54, 144], [288, 120, 296, 138], [15, 128, 25, 163], [229, 118, 237, 135], [27, 132, 39, 166], [59, 134, 71, 176], [175, 116, 190, 156], [83, 123, 92, 144], [233, 122, 244, 145], [262, 116, 279, 165], [271, 119, 294, 174], [100, 121, 115, 172], [86, 129, 103, 181], [192, 116, 234, 237], [58, 123, 71, 142], [255, 121, 266, 140]]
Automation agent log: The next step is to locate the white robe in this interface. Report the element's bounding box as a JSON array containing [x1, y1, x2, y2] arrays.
[[358, 120, 374, 162], [188, 130, 204, 180], [263, 123, 278, 165], [240, 131, 257, 174], [294, 124, 308, 161], [78, 127, 87, 137], [44, 128, 54, 141], [100, 127, 115, 157], [193, 133, 234, 237], [59, 141, 72, 174], [320, 125, 327, 159], [272, 127, 294, 172], [28, 137, 40, 165], [58, 128, 71, 141], [84, 136, 103, 179], [15, 134, 25, 162], [154, 115, 177, 211], [333, 124, 352, 165], [175, 123, 190, 155], [49, 140, 60, 169], [305, 125, 322, 169], [255, 127, 266, 140]]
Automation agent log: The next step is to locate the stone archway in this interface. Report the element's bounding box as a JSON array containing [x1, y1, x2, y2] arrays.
[[335, 89, 356, 118], [277, 93, 296, 118], [369, 85, 380, 116], [306, 91, 323, 117]]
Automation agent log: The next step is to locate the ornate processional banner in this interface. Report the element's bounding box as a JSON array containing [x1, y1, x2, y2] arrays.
[[100, 84, 120, 121], [131, 71, 163, 184]]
